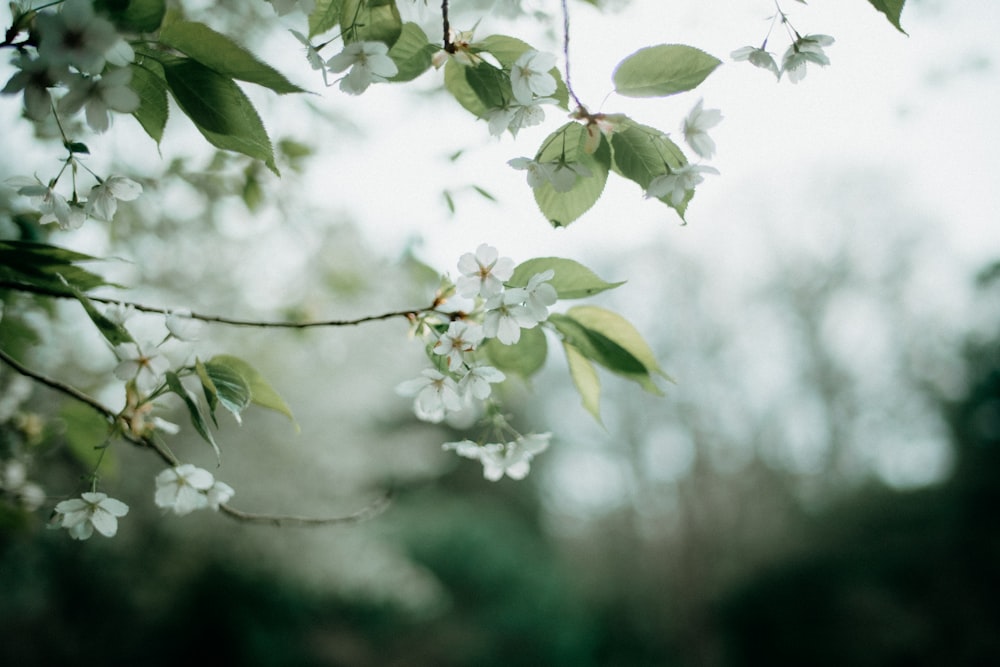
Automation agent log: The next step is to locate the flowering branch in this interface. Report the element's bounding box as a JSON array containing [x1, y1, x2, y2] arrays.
[[0, 280, 451, 329], [0, 346, 393, 526]]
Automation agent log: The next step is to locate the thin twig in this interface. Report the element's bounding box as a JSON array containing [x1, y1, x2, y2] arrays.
[[0, 347, 394, 526], [561, 0, 585, 110], [441, 0, 455, 52], [0, 280, 446, 329]]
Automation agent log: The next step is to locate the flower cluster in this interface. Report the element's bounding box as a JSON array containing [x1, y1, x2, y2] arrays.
[[643, 99, 722, 205], [154, 464, 234, 515], [52, 491, 129, 540], [444, 433, 551, 481], [732, 33, 834, 83], [486, 49, 560, 138]]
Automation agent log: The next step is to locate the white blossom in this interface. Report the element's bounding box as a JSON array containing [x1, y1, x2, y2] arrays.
[[165, 309, 204, 341], [443, 432, 551, 481], [682, 99, 723, 160], [510, 50, 557, 104], [154, 464, 214, 515], [5, 176, 83, 229], [433, 320, 484, 369], [456, 243, 515, 298], [396, 368, 463, 423], [523, 270, 557, 322], [1, 54, 62, 121], [36, 0, 131, 74], [113, 342, 170, 392], [645, 164, 720, 205], [781, 34, 834, 83], [457, 363, 506, 400], [85, 175, 142, 220], [508, 157, 555, 189], [104, 301, 135, 326], [58, 67, 140, 133], [205, 480, 235, 510], [290, 29, 329, 84], [53, 491, 129, 539], [326, 41, 398, 95], [508, 158, 590, 192], [731, 45, 780, 79], [486, 97, 555, 138], [483, 288, 536, 345]]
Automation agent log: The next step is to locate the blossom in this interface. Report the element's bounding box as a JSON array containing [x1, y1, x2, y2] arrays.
[[1, 54, 62, 121], [457, 363, 506, 400], [36, 0, 132, 74], [165, 309, 204, 341], [58, 67, 140, 133], [731, 45, 780, 79], [443, 432, 551, 481], [483, 288, 536, 345], [433, 321, 484, 369], [431, 29, 482, 68], [396, 368, 463, 422], [682, 99, 723, 160], [326, 41, 398, 95], [456, 244, 515, 298], [548, 161, 592, 193], [206, 480, 235, 510], [290, 29, 328, 84], [486, 97, 555, 138], [104, 301, 135, 326], [523, 270, 557, 322], [154, 464, 214, 515], [4, 176, 84, 229], [508, 157, 555, 189], [53, 491, 129, 539], [85, 175, 142, 220], [113, 342, 170, 392], [510, 50, 557, 104], [781, 34, 834, 83], [645, 164, 720, 205]]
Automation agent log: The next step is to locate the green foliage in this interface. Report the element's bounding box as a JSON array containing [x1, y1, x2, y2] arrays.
[[475, 34, 570, 109], [207, 354, 297, 428], [309, 0, 342, 37], [484, 326, 548, 378], [0, 241, 116, 293], [533, 123, 611, 227], [866, 0, 907, 34], [129, 58, 169, 144], [609, 117, 689, 219], [161, 58, 278, 173], [159, 21, 305, 95], [340, 0, 403, 46], [94, 0, 167, 33], [562, 342, 601, 420], [65, 283, 134, 346], [508, 257, 625, 299], [612, 44, 722, 98], [167, 370, 221, 460], [387, 22, 437, 82]]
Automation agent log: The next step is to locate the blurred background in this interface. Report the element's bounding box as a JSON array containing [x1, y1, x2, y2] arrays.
[[2, 0, 1000, 665]]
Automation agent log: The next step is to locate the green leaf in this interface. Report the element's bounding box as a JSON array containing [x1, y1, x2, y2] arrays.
[[613, 44, 721, 98], [563, 342, 601, 421], [309, 0, 342, 37], [610, 118, 686, 189], [866, 0, 907, 33], [484, 326, 548, 378], [444, 58, 489, 118], [94, 0, 166, 32], [340, 0, 403, 47], [166, 371, 220, 460], [160, 21, 305, 94], [201, 358, 252, 421], [508, 257, 625, 299], [129, 60, 168, 144], [0, 240, 115, 293], [208, 354, 298, 428], [464, 61, 511, 111], [533, 122, 611, 227], [550, 313, 648, 377], [388, 22, 437, 82], [475, 34, 569, 108], [65, 282, 133, 346], [567, 304, 671, 386], [162, 58, 278, 173]]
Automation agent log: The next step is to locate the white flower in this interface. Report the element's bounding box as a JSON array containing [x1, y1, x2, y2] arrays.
[[457, 363, 506, 400], [290, 29, 329, 84], [456, 244, 515, 298], [396, 368, 463, 423], [85, 175, 142, 221], [510, 50, 557, 104], [154, 464, 214, 515], [58, 67, 140, 133], [486, 97, 555, 138], [53, 491, 129, 539], [205, 480, 235, 510], [326, 41, 398, 95], [781, 34, 834, 83], [165, 309, 204, 341], [433, 320, 484, 369], [645, 164, 720, 205], [104, 301, 135, 326], [113, 342, 170, 392], [1, 54, 62, 121], [5, 176, 84, 230], [682, 99, 723, 160], [443, 432, 551, 481], [508, 157, 555, 189], [731, 45, 780, 79], [548, 161, 591, 193], [483, 288, 536, 345], [37, 0, 130, 74], [523, 270, 557, 322]]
